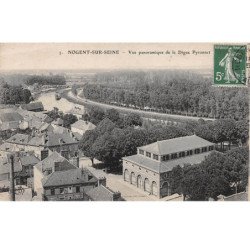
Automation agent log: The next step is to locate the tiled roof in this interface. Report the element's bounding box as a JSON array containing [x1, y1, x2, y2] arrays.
[[0, 112, 23, 122], [86, 185, 117, 201], [7, 131, 78, 147], [19, 154, 40, 166], [138, 135, 214, 156], [123, 151, 211, 173], [6, 134, 30, 144], [20, 102, 44, 111], [34, 152, 76, 172], [42, 168, 98, 187], [71, 120, 96, 131]]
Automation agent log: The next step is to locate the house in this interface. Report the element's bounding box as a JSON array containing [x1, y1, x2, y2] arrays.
[[6, 130, 80, 160], [86, 185, 122, 201], [71, 120, 96, 135], [122, 135, 215, 198], [33, 152, 77, 196], [20, 102, 44, 112], [0, 152, 40, 186], [41, 168, 103, 201], [0, 112, 24, 131]]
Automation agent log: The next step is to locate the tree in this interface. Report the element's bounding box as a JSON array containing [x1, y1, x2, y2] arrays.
[[88, 106, 105, 125], [170, 165, 184, 194], [105, 109, 120, 124], [79, 130, 99, 166], [62, 114, 78, 128], [123, 113, 143, 127]]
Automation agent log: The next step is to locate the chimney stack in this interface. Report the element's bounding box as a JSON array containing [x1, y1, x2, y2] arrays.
[[9, 155, 15, 201]]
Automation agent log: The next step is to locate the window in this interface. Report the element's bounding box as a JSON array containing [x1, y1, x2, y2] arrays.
[[209, 145, 214, 151], [76, 186, 80, 193], [51, 188, 55, 195], [194, 148, 200, 154], [202, 147, 208, 153], [146, 152, 151, 158], [60, 188, 64, 194], [179, 151, 185, 158], [171, 153, 177, 159], [162, 155, 170, 161], [139, 149, 144, 155], [153, 154, 159, 160]]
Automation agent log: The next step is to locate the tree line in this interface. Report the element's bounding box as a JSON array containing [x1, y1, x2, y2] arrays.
[[170, 147, 248, 201], [82, 70, 248, 120], [26, 75, 66, 86], [0, 83, 32, 104]]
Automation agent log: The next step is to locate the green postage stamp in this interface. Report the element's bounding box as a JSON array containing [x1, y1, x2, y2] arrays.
[[214, 44, 247, 86]]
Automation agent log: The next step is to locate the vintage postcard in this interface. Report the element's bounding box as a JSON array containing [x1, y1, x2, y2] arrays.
[[0, 43, 249, 201]]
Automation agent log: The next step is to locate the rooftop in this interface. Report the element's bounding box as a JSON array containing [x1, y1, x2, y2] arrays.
[[86, 185, 119, 201], [138, 135, 214, 156], [123, 151, 211, 173], [71, 120, 96, 131], [42, 168, 98, 188], [20, 102, 44, 111], [0, 112, 23, 123], [34, 152, 76, 172]]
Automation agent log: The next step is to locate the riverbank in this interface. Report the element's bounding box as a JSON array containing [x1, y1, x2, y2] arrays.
[[61, 89, 215, 124]]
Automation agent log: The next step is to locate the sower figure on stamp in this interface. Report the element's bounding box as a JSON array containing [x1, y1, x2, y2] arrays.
[[219, 47, 241, 83]]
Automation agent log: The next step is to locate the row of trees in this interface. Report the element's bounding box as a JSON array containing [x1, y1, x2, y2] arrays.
[[79, 108, 190, 166], [182, 118, 248, 149], [0, 83, 32, 104], [25, 75, 66, 86], [170, 147, 248, 200], [82, 70, 248, 120]]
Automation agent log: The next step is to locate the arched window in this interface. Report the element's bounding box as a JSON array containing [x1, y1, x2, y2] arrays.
[[144, 178, 150, 193], [124, 169, 130, 182], [152, 181, 157, 196], [131, 172, 136, 185], [137, 175, 143, 189]]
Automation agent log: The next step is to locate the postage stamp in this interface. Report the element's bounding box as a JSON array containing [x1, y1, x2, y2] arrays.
[[214, 44, 247, 86]]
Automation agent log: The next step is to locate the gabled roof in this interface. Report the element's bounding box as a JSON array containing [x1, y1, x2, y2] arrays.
[[34, 152, 76, 172], [86, 185, 118, 201], [0, 112, 23, 123], [6, 134, 30, 144], [71, 120, 96, 131], [19, 154, 40, 166], [42, 168, 98, 188], [123, 151, 211, 173], [138, 135, 214, 156], [20, 102, 44, 111]]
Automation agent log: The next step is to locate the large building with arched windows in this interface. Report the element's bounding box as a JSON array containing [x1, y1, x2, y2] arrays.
[[122, 135, 215, 198]]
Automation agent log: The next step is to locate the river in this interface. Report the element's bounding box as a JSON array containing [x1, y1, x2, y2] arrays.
[[36, 91, 86, 113]]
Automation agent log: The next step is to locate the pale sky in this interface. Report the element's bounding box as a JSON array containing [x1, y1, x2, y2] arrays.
[[0, 43, 213, 71]]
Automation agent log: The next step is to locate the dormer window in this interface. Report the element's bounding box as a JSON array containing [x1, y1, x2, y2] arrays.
[[146, 152, 151, 158]]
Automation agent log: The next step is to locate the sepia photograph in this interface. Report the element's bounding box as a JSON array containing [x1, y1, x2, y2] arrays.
[[0, 43, 249, 202]]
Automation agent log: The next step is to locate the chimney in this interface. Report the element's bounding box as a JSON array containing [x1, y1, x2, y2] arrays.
[[9, 155, 15, 201]]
